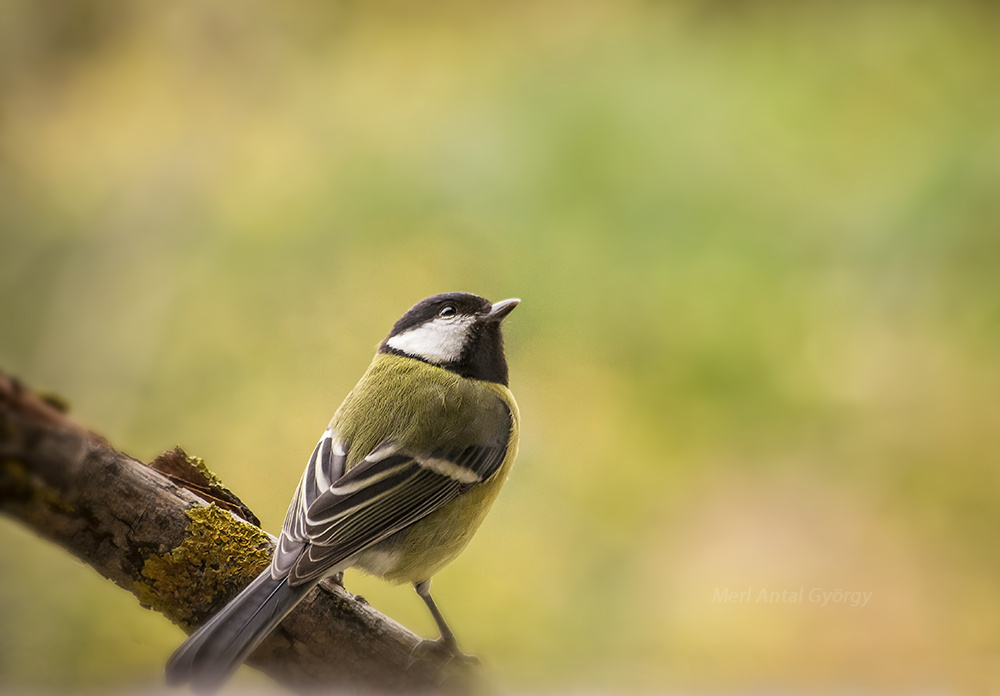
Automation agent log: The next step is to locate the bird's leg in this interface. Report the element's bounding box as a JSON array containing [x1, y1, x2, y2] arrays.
[[410, 579, 480, 668], [406, 582, 482, 681], [414, 579, 459, 651]]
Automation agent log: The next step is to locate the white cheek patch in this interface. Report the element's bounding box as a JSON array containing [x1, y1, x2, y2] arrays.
[[385, 316, 475, 364]]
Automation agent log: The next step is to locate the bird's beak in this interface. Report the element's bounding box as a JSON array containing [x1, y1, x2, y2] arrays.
[[486, 298, 520, 322]]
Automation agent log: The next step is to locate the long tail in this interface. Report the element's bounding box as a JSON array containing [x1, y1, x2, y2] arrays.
[[165, 569, 315, 693]]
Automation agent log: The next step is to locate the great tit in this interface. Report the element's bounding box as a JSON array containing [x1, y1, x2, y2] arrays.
[[166, 292, 520, 691]]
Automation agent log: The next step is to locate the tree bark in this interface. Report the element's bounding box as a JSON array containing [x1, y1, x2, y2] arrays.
[[0, 371, 483, 694]]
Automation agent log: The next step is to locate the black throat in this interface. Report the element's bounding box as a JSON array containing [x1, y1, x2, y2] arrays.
[[455, 320, 509, 385]]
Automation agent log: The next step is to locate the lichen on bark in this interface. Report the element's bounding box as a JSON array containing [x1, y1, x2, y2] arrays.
[[182, 450, 224, 489], [136, 504, 273, 629]]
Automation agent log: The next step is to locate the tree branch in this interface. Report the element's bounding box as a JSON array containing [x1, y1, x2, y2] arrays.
[[0, 370, 482, 694]]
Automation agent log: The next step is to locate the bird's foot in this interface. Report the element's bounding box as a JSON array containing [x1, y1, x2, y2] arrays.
[[318, 575, 366, 604], [408, 637, 480, 669]]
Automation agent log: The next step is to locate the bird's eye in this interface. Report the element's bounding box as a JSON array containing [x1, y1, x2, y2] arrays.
[[439, 305, 457, 318]]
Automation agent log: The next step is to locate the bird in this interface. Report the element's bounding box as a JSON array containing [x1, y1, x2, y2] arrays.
[[165, 292, 520, 692]]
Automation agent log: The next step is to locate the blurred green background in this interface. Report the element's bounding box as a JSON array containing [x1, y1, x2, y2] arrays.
[[2, 0, 999, 693]]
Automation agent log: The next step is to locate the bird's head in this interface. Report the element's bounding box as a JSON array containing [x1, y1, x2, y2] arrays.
[[381, 292, 519, 385]]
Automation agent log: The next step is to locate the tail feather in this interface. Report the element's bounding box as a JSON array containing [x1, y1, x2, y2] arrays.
[[165, 570, 315, 693]]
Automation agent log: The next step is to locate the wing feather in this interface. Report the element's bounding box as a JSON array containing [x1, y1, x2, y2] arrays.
[[274, 429, 347, 575]]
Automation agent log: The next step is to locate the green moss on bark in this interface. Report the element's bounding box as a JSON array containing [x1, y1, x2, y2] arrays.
[[0, 458, 76, 517]]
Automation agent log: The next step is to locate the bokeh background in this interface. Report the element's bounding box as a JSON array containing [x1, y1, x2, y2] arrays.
[[2, 0, 999, 693]]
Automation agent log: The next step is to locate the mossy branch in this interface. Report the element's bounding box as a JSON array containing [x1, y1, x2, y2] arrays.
[[0, 371, 482, 694]]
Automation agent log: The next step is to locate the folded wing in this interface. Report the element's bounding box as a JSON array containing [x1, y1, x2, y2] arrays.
[[274, 408, 511, 586]]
